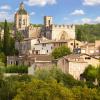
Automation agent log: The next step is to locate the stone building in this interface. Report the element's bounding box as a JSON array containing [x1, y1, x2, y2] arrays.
[[33, 39, 83, 55], [42, 16, 75, 40], [57, 54, 100, 80], [7, 54, 53, 69], [14, 2, 76, 55], [15, 2, 29, 30], [81, 40, 100, 56]]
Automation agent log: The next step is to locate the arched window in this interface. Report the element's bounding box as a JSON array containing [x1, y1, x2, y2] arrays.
[[23, 19, 25, 25]]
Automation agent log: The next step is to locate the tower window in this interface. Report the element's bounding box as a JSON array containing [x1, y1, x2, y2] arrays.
[[48, 20, 51, 26], [23, 19, 25, 25]]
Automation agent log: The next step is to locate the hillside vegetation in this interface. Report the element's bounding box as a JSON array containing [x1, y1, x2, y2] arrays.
[[0, 22, 14, 29], [76, 24, 100, 42]]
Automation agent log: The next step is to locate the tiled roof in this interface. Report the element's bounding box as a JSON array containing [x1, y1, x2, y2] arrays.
[[19, 54, 52, 62]]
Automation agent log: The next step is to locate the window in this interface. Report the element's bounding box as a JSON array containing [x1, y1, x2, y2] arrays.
[[71, 43, 73, 45], [42, 43, 46, 47], [36, 51, 38, 54], [16, 61, 18, 65], [19, 19, 21, 28], [10, 61, 12, 65], [76, 43, 79, 45], [48, 20, 51, 26], [23, 19, 25, 25], [85, 57, 91, 60]]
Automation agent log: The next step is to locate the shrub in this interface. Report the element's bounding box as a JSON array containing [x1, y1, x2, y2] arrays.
[[5, 65, 28, 73]]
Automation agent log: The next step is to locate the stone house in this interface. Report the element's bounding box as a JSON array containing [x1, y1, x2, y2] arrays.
[[57, 54, 100, 80], [7, 54, 53, 69], [81, 40, 100, 55]]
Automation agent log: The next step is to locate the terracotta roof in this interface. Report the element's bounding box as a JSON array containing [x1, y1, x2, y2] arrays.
[[35, 40, 69, 45], [19, 54, 52, 62], [81, 43, 95, 48]]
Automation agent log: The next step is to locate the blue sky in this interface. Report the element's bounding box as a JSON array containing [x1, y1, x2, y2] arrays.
[[0, 0, 100, 24]]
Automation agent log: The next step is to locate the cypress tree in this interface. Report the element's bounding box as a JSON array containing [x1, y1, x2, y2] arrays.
[[3, 20, 10, 55], [3, 20, 10, 66]]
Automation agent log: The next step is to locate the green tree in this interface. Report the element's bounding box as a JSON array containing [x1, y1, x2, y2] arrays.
[[3, 20, 11, 66], [97, 65, 100, 86], [13, 79, 74, 100], [52, 46, 71, 59], [3, 20, 10, 56], [76, 24, 100, 42], [15, 31, 24, 55], [83, 65, 97, 82]]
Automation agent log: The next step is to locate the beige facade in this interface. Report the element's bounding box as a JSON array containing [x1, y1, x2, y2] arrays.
[[7, 54, 53, 68], [33, 39, 83, 55], [81, 40, 100, 55], [44, 16, 53, 27], [26, 25, 41, 38], [51, 24, 75, 40], [57, 54, 100, 79]]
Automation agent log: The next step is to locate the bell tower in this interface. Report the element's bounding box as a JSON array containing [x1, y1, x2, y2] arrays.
[[44, 16, 53, 27], [19, 2, 24, 10], [15, 2, 29, 30]]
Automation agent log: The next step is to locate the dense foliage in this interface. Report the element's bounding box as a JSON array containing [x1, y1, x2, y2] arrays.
[[5, 65, 28, 73], [0, 68, 100, 100], [76, 24, 100, 42], [52, 46, 71, 59], [83, 65, 100, 87], [0, 20, 16, 66], [0, 22, 14, 29]]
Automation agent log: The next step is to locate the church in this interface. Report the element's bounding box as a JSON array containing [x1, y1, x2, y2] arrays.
[[14, 2, 76, 55]]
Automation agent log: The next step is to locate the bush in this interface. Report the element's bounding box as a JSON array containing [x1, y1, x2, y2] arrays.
[[52, 46, 71, 59], [5, 65, 28, 73], [0, 66, 5, 73]]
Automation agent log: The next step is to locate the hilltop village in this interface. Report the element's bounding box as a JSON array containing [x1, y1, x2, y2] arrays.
[[0, 2, 100, 80]]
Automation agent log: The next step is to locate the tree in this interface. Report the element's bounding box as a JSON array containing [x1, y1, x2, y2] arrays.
[[97, 65, 100, 86], [3, 20, 11, 66], [76, 24, 100, 42], [3, 20, 10, 56], [13, 79, 74, 100], [83, 65, 97, 82], [15, 31, 24, 55], [52, 46, 71, 59]]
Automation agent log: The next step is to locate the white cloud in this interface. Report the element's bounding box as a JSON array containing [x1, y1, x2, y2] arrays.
[[81, 17, 100, 24], [0, 11, 14, 22], [24, 0, 56, 6], [0, 5, 11, 10], [30, 12, 35, 15], [71, 9, 85, 16], [81, 18, 92, 23], [83, 0, 100, 6], [95, 17, 100, 23]]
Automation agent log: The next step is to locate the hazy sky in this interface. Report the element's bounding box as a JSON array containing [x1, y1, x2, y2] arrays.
[[0, 0, 100, 24]]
